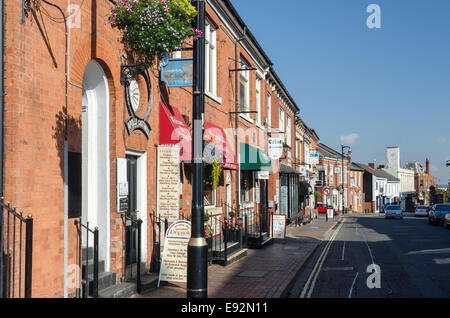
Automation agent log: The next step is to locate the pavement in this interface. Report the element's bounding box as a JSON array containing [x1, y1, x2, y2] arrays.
[[136, 214, 340, 298]]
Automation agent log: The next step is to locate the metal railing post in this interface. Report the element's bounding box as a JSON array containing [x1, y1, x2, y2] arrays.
[[137, 219, 142, 294], [93, 227, 99, 298], [0, 202, 3, 298], [244, 214, 248, 248], [24, 215, 33, 298]]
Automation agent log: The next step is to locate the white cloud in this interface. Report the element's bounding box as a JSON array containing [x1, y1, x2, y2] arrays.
[[438, 137, 448, 144], [340, 133, 360, 145]]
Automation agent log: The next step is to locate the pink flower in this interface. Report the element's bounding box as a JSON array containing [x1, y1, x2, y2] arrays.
[[161, 0, 166, 3], [164, 5, 169, 12], [126, 3, 131, 11]]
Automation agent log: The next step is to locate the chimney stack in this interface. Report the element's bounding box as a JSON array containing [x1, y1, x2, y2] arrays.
[[426, 158, 430, 174], [368, 163, 375, 169]]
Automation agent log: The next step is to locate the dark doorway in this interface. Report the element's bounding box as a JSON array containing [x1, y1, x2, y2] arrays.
[[125, 155, 138, 266], [259, 180, 268, 233]]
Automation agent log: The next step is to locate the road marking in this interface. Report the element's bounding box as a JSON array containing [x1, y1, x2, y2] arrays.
[[348, 272, 359, 298], [300, 220, 344, 298], [341, 241, 346, 261], [322, 266, 354, 271]]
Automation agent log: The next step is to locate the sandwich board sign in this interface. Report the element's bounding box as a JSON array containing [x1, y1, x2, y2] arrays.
[[158, 221, 191, 286], [270, 214, 287, 241]]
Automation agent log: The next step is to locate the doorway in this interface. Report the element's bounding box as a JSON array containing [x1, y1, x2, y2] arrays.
[[259, 180, 268, 233], [125, 155, 138, 266], [81, 59, 110, 268]]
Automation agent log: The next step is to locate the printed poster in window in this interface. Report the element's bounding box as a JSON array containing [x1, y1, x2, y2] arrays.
[[157, 145, 180, 222]]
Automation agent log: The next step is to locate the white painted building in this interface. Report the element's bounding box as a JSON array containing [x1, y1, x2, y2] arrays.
[[382, 147, 415, 211]]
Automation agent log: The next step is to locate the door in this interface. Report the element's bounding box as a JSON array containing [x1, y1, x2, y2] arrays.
[[260, 180, 268, 233], [125, 155, 138, 266]]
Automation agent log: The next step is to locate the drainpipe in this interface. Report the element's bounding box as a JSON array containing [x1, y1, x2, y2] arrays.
[[0, 0, 4, 200], [0, 0, 4, 298]]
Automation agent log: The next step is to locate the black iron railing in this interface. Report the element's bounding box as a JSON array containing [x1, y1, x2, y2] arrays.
[[0, 199, 33, 298], [122, 214, 142, 294], [74, 220, 99, 298], [150, 212, 167, 273]]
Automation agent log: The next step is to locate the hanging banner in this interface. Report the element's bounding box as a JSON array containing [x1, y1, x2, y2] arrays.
[[270, 214, 287, 240], [157, 145, 181, 222], [158, 221, 191, 286]]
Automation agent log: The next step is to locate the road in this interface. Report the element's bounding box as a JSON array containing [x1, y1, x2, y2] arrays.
[[290, 213, 450, 298]]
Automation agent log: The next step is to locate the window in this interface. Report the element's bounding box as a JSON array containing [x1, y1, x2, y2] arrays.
[[256, 77, 261, 125], [171, 50, 182, 59], [329, 165, 334, 184], [239, 59, 250, 113], [240, 171, 253, 203], [267, 93, 272, 129], [279, 107, 285, 140], [204, 164, 217, 207], [286, 116, 291, 147], [205, 19, 217, 96]]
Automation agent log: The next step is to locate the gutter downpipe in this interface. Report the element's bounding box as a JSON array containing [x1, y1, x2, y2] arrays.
[[0, 0, 5, 298]]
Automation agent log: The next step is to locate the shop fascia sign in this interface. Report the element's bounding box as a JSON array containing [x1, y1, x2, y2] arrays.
[[255, 171, 269, 180], [268, 137, 283, 160]]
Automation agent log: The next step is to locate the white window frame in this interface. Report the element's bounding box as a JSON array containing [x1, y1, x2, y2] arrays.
[[239, 59, 250, 115], [286, 116, 291, 147], [255, 76, 262, 126], [267, 93, 272, 130], [279, 107, 285, 141], [205, 19, 217, 98]]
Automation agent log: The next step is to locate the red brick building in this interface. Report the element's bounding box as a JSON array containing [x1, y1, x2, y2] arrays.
[[1, 0, 307, 297]]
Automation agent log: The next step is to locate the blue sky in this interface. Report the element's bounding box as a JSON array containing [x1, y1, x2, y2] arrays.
[[230, 0, 450, 184]]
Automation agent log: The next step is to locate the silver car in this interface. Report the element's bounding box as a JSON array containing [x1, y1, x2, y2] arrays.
[[415, 206, 430, 217], [385, 205, 404, 219]]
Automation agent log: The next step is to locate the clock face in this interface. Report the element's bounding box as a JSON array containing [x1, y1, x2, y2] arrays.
[[128, 78, 140, 113]]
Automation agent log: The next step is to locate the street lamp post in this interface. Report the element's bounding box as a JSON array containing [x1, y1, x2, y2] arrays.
[[341, 145, 351, 214], [187, 0, 207, 299]]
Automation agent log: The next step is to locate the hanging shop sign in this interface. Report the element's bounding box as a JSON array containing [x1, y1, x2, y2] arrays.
[[158, 221, 191, 286], [121, 64, 152, 139], [117, 158, 128, 213], [255, 171, 269, 180], [268, 138, 283, 160], [161, 58, 194, 88], [157, 145, 181, 222], [309, 153, 319, 164], [270, 214, 286, 240]]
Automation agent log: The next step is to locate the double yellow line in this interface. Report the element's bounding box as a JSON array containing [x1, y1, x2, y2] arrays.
[[300, 220, 345, 298]]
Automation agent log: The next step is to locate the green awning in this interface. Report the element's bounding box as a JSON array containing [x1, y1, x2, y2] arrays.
[[240, 143, 272, 172]]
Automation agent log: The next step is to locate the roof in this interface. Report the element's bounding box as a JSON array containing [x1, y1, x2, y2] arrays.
[[376, 169, 400, 182], [349, 162, 364, 171], [353, 163, 399, 182], [317, 143, 343, 160]]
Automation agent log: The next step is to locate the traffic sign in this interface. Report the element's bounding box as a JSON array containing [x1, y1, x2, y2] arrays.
[[323, 187, 330, 196]]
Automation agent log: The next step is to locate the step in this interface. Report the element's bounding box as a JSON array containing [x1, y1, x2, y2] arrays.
[[212, 242, 241, 258], [82, 272, 117, 296], [247, 234, 273, 249], [98, 282, 137, 299], [139, 272, 159, 294], [82, 259, 105, 278], [213, 248, 248, 267], [81, 247, 94, 261]]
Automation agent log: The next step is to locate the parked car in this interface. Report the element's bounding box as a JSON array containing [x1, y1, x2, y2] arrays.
[[385, 204, 404, 219], [428, 204, 450, 226], [444, 214, 450, 229], [415, 205, 430, 217], [317, 203, 327, 213]]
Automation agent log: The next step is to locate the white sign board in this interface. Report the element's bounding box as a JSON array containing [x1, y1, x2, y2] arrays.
[[327, 207, 334, 219], [117, 158, 128, 212], [310, 153, 319, 164], [255, 170, 269, 180], [157, 145, 181, 222], [158, 221, 191, 286], [268, 138, 283, 160], [271, 214, 286, 240]]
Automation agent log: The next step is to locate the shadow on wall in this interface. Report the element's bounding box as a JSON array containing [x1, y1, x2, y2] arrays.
[[51, 109, 82, 179]]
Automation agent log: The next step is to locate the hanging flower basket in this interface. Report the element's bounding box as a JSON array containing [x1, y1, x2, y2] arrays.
[[106, 0, 202, 65]]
